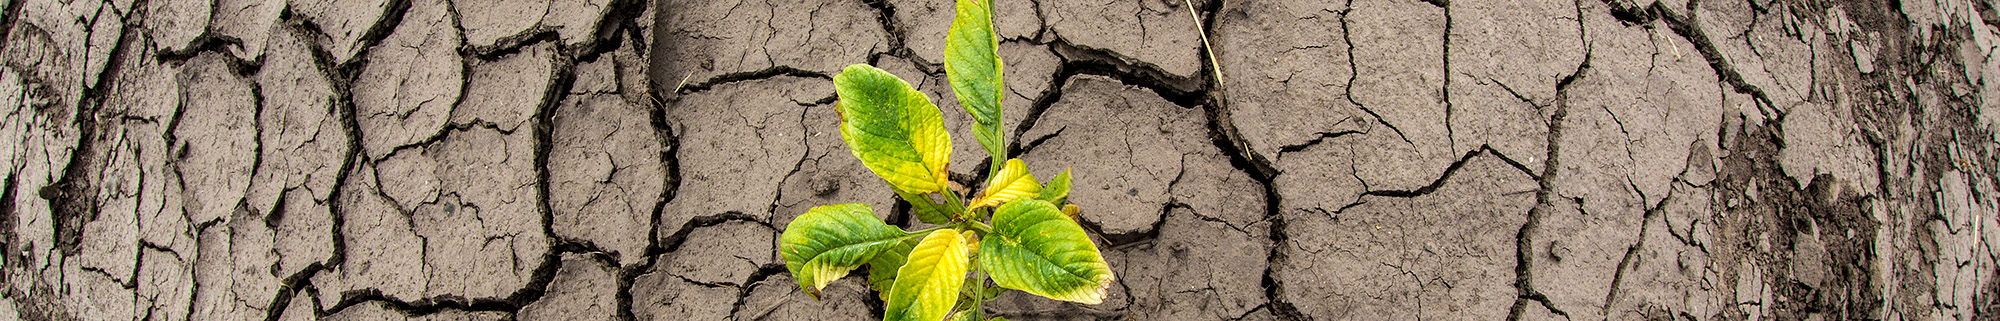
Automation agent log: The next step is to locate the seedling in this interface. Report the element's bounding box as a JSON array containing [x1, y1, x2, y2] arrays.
[[777, 0, 1113, 320]]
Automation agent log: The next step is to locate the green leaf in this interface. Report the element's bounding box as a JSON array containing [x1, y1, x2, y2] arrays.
[[944, 0, 1006, 162], [779, 203, 910, 299], [886, 229, 973, 321], [897, 189, 956, 224], [867, 236, 922, 301], [981, 285, 1006, 300], [835, 64, 954, 196], [971, 159, 1040, 208], [1037, 167, 1071, 205], [979, 199, 1114, 304], [949, 311, 1008, 321]]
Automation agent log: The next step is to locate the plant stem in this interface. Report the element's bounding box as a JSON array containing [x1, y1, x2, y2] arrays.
[[967, 268, 989, 321], [987, 147, 1004, 180], [941, 189, 970, 220], [963, 220, 994, 234], [985, 135, 1006, 203], [903, 225, 950, 238]]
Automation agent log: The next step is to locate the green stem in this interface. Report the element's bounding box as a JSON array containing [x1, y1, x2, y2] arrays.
[[986, 148, 1004, 179], [940, 189, 969, 220], [962, 244, 993, 321], [903, 225, 949, 238], [962, 220, 993, 234], [967, 269, 988, 321], [979, 121, 1008, 178]]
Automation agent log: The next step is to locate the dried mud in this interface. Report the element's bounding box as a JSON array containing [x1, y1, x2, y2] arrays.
[[1, 0, 1996, 320]]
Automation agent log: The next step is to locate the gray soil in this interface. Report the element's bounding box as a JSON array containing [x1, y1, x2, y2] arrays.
[[0, 0, 1995, 319]]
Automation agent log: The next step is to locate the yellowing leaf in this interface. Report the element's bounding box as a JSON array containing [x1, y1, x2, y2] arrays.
[[1037, 167, 1072, 205], [978, 199, 1114, 304], [867, 236, 922, 301], [835, 64, 953, 195], [779, 203, 912, 299], [945, 0, 1007, 161], [886, 229, 973, 321], [971, 159, 1040, 208]]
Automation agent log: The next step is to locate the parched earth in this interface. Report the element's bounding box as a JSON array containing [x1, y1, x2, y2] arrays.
[[0, 0, 1996, 319]]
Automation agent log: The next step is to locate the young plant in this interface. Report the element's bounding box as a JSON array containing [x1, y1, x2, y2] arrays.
[[777, 0, 1112, 320]]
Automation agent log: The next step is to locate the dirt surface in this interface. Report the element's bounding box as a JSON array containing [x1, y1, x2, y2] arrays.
[[1, 0, 1996, 319]]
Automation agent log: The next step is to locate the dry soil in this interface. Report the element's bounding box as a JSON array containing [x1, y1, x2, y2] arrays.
[[0, 0, 1996, 320]]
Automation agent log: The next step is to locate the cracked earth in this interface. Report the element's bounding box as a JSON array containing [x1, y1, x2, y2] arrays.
[[1, 0, 1996, 319]]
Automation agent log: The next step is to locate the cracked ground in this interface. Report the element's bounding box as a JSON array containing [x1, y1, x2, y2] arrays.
[[0, 0, 1997, 319]]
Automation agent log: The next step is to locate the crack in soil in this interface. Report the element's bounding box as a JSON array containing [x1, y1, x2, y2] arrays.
[[9, 0, 1999, 319], [1653, 1, 1783, 122], [1506, 24, 1588, 320]]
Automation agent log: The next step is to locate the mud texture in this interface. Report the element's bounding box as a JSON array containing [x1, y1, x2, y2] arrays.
[[1, 0, 1997, 320]]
